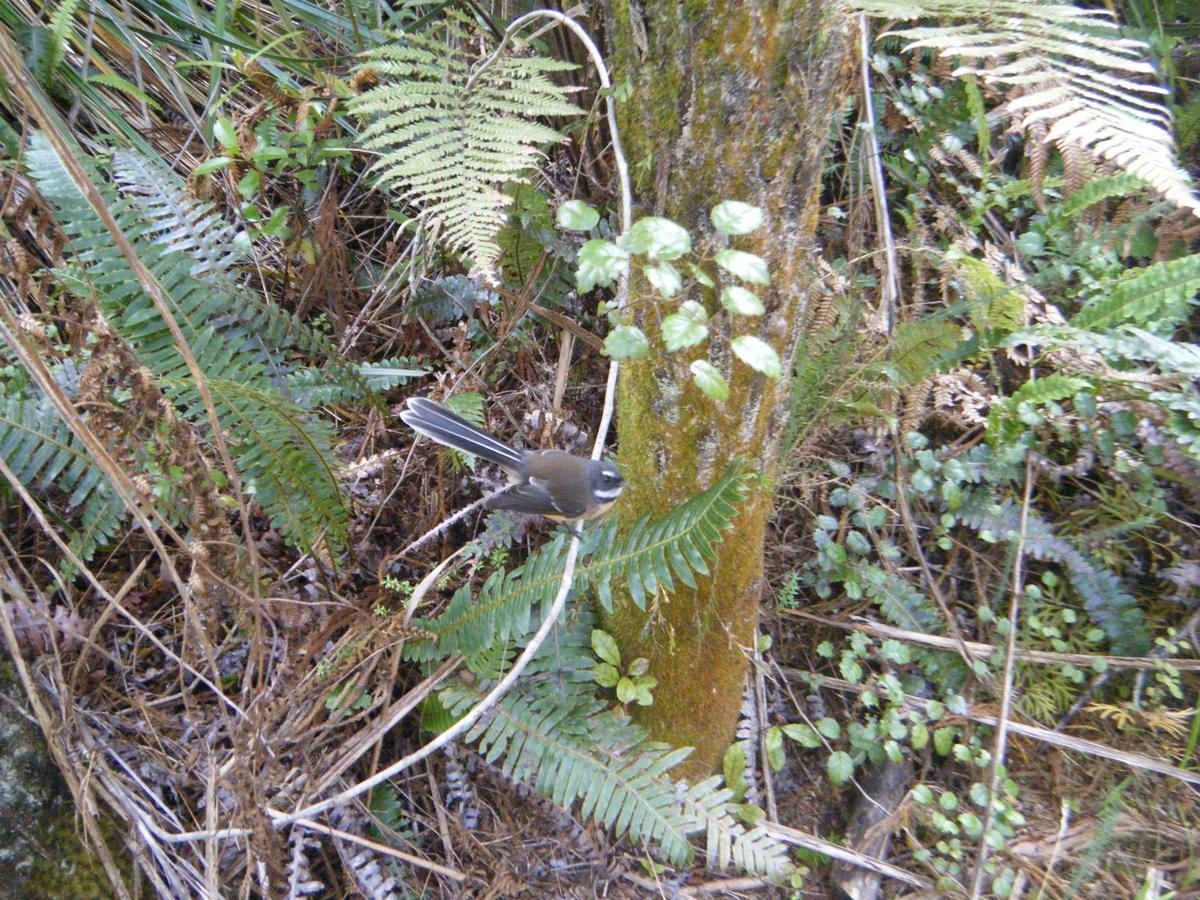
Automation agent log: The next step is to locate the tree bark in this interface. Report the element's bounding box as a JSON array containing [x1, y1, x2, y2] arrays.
[[603, 1, 856, 777]]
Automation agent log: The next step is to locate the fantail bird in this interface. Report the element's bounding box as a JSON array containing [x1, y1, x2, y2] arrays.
[[400, 397, 627, 522]]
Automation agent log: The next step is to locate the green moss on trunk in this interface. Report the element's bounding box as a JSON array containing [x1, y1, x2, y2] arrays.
[[603, 0, 855, 778]]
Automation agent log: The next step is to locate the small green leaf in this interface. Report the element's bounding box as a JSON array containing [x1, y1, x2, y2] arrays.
[[690, 360, 729, 402], [627, 656, 650, 677], [556, 200, 600, 231], [827, 750, 854, 785], [593, 663, 620, 687], [781, 723, 821, 748], [721, 285, 765, 316], [193, 156, 237, 176], [689, 263, 715, 288], [765, 727, 786, 771], [912, 784, 934, 805], [715, 249, 770, 285], [591, 629, 621, 666], [736, 802, 766, 826], [911, 722, 929, 750], [815, 717, 841, 739], [577, 239, 630, 293], [662, 300, 709, 351], [645, 262, 683, 298], [213, 117, 239, 151], [634, 681, 655, 705], [731, 335, 782, 378], [616, 677, 637, 704], [620, 216, 692, 260], [237, 168, 260, 200], [934, 726, 956, 756], [602, 325, 649, 360], [711, 200, 764, 235]]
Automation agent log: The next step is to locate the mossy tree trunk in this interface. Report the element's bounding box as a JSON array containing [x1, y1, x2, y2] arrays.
[[603, 1, 856, 778]]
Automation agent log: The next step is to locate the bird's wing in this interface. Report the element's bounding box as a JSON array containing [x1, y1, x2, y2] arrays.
[[486, 482, 585, 519]]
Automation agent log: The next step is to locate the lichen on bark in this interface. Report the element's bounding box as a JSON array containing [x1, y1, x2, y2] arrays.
[[602, 0, 856, 778]]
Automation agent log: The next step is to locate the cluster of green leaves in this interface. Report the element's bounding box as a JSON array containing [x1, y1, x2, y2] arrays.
[[557, 199, 780, 400], [198, 104, 352, 254], [591, 628, 656, 706], [775, 633, 1023, 894]]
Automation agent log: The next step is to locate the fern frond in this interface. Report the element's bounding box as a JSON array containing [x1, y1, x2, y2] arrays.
[[405, 532, 573, 661], [439, 615, 792, 875], [588, 462, 750, 611], [854, 0, 1199, 216], [38, 0, 80, 88], [0, 394, 125, 561], [952, 256, 1027, 334], [986, 373, 1091, 445], [111, 150, 242, 278], [405, 464, 751, 660], [864, 565, 942, 632], [111, 150, 375, 400], [883, 319, 964, 386], [1071, 252, 1200, 332], [286, 358, 426, 407], [1059, 173, 1148, 219], [26, 134, 349, 551], [351, 19, 581, 275], [959, 497, 1149, 653]]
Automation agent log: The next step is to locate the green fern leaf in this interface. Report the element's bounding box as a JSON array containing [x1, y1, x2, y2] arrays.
[[0, 394, 125, 562], [1072, 252, 1200, 332], [1059, 173, 1148, 219], [952, 256, 1026, 334], [26, 134, 349, 551], [351, 18, 581, 275], [959, 497, 1148, 654], [588, 462, 750, 611], [438, 614, 792, 875], [986, 373, 1091, 446]]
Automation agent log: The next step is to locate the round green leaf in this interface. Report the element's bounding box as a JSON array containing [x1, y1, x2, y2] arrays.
[[620, 216, 692, 260], [628, 656, 650, 677], [213, 117, 239, 151], [193, 156, 237, 176], [715, 249, 770, 285], [827, 750, 854, 785], [616, 677, 637, 704], [593, 662, 620, 687], [690, 360, 730, 402], [556, 199, 600, 231], [815, 717, 841, 740], [781, 723, 821, 749], [661, 300, 709, 352], [591, 629, 621, 665], [731, 335, 782, 378], [577, 239, 630, 293], [602, 324, 649, 360], [645, 262, 683, 298], [721, 285, 764, 316], [711, 200, 765, 235]]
